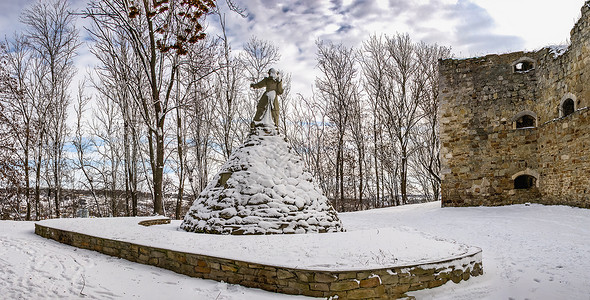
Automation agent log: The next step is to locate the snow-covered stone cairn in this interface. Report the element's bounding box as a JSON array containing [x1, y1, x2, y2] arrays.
[[181, 69, 343, 235]]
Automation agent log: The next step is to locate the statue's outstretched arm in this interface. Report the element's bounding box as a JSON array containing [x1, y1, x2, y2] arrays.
[[250, 78, 267, 89]]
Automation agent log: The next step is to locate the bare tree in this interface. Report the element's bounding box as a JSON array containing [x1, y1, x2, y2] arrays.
[[411, 42, 451, 201], [360, 35, 389, 208], [376, 34, 421, 205], [87, 22, 143, 216], [315, 40, 360, 211], [72, 82, 104, 217], [348, 91, 367, 210], [0, 43, 25, 219], [3, 36, 37, 219], [171, 37, 220, 219], [241, 36, 281, 82], [89, 92, 125, 216], [85, 0, 216, 215], [22, 0, 80, 217], [211, 12, 247, 161], [185, 79, 217, 198], [287, 93, 331, 196]]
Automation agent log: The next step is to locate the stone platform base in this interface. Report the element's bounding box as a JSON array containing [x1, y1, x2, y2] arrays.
[[35, 217, 482, 299]]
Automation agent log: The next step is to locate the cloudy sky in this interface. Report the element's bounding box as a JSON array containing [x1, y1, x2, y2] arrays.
[[0, 0, 585, 97]]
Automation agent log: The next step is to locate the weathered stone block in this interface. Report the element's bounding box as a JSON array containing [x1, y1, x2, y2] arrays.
[[380, 274, 399, 285], [360, 276, 380, 288], [237, 267, 257, 276], [150, 250, 166, 258], [428, 279, 445, 288], [295, 271, 312, 282], [338, 272, 357, 280], [309, 282, 330, 291], [388, 283, 411, 295], [139, 247, 149, 255], [195, 265, 211, 274], [277, 269, 295, 279], [221, 264, 238, 272], [346, 286, 385, 299], [287, 281, 309, 292], [330, 280, 359, 291], [315, 272, 338, 283]]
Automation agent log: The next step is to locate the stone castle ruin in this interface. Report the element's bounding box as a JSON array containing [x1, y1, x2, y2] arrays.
[[439, 1, 590, 207]]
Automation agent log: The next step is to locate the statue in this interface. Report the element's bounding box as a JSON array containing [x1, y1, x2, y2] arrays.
[[250, 68, 283, 127]]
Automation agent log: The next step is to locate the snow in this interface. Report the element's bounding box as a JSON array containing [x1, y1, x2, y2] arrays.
[[0, 220, 305, 300], [36, 216, 474, 271], [339, 202, 590, 299], [3, 201, 590, 299], [546, 44, 568, 58]]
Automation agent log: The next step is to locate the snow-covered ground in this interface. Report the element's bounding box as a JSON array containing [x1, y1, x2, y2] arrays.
[[339, 202, 590, 299], [2, 201, 590, 299]]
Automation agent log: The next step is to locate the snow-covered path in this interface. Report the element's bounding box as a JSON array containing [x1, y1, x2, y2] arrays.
[[2, 201, 590, 299]]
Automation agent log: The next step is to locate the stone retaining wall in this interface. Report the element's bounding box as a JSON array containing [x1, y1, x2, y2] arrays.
[[35, 221, 483, 299]]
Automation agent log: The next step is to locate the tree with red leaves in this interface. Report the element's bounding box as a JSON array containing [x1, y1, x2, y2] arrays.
[[85, 0, 217, 215]]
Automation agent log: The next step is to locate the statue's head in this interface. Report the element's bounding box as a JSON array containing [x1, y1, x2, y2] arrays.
[[268, 68, 278, 80]]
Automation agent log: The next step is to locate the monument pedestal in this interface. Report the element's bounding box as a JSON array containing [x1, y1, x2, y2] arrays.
[[181, 123, 343, 235]]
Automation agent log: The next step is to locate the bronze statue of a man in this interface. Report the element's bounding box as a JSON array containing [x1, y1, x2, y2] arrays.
[[250, 68, 283, 127]]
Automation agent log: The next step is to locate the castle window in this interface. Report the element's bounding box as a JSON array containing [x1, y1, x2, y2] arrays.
[[514, 175, 536, 189], [559, 93, 577, 118], [512, 57, 536, 73], [562, 98, 575, 117], [516, 114, 535, 128], [511, 110, 537, 129], [514, 62, 533, 72]]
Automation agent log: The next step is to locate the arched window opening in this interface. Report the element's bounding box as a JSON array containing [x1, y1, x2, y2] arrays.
[[511, 110, 537, 129], [513, 60, 534, 73], [562, 98, 575, 117], [514, 175, 536, 189], [516, 114, 535, 128]]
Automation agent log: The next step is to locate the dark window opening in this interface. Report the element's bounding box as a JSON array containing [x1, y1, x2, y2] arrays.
[[514, 175, 536, 189], [562, 98, 575, 117], [514, 61, 534, 72], [516, 114, 535, 128]]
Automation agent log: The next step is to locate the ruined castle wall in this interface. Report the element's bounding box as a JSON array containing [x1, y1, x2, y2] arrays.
[[532, 3, 590, 208], [439, 53, 541, 206], [538, 109, 590, 207], [536, 3, 590, 123], [439, 2, 590, 208]]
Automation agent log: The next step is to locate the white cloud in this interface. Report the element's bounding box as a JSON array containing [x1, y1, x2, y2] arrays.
[[1, 0, 585, 100], [473, 0, 583, 50], [213, 0, 531, 97]]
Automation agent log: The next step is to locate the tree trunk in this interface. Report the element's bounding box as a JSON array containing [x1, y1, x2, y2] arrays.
[[373, 123, 380, 209], [152, 130, 165, 215], [24, 147, 31, 220], [175, 106, 185, 220]]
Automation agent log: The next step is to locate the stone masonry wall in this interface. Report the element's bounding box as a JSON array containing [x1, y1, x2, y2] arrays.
[[439, 2, 590, 207], [35, 221, 483, 300], [538, 108, 590, 207], [439, 52, 542, 206]]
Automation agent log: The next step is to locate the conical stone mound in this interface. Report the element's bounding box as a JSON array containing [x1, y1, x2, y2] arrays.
[[180, 124, 344, 235]]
